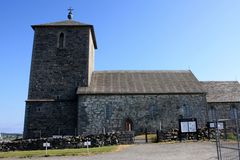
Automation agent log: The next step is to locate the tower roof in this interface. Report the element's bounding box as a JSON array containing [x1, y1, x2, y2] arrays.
[[32, 20, 92, 27], [31, 20, 97, 49]]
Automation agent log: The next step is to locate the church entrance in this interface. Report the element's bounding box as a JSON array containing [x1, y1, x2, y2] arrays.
[[125, 118, 133, 131]]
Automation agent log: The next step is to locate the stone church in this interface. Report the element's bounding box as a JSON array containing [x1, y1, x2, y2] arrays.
[[23, 11, 240, 139]]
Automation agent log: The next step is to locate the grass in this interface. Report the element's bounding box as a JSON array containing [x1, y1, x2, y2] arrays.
[[0, 145, 119, 158], [227, 133, 237, 141]]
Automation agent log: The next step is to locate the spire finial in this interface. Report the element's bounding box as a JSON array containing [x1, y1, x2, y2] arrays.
[[68, 7, 74, 20]]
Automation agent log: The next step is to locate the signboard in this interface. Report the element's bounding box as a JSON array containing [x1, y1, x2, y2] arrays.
[[43, 142, 50, 147], [210, 123, 215, 128], [84, 141, 91, 146], [188, 121, 197, 132], [179, 118, 197, 133], [218, 122, 224, 130], [53, 135, 62, 139], [43, 142, 50, 156], [209, 122, 224, 130], [180, 122, 189, 133]]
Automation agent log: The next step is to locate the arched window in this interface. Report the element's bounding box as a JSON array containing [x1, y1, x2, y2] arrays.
[[125, 118, 133, 131], [209, 106, 216, 121], [59, 32, 64, 48], [150, 105, 158, 119], [180, 104, 192, 118], [230, 105, 238, 120]]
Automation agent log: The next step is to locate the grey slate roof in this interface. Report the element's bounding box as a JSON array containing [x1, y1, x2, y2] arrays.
[[201, 81, 240, 102], [32, 20, 97, 49], [32, 20, 92, 27], [77, 70, 205, 94]]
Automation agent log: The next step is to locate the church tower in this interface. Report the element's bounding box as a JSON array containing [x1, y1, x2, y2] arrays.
[[24, 9, 97, 139]]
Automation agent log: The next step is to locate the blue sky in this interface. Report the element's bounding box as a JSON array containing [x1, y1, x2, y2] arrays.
[[0, 0, 240, 133]]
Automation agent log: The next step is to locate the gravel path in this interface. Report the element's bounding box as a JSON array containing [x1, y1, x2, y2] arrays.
[[5, 142, 218, 160]]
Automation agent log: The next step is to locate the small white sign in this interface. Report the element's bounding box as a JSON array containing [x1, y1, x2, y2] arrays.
[[209, 122, 224, 130], [210, 123, 215, 128], [181, 122, 189, 133], [218, 122, 224, 130], [43, 142, 50, 147], [188, 121, 197, 132], [52, 135, 62, 139], [84, 141, 91, 146]]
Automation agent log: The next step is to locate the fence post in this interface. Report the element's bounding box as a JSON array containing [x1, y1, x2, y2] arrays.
[[233, 107, 240, 160], [156, 130, 159, 143], [223, 122, 227, 140], [212, 107, 222, 160], [145, 128, 148, 143]]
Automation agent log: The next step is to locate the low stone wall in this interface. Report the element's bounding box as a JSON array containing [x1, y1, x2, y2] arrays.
[[117, 131, 134, 144], [157, 127, 218, 142], [0, 132, 134, 152]]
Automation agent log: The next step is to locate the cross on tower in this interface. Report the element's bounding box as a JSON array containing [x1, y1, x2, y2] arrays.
[[68, 7, 74, 20]]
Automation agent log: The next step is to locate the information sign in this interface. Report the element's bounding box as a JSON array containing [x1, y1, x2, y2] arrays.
[[209, 122, 224, 130], [180, 122, 189, 133], [43, 142, 50, 147], [188, 121, 197, 132], [179, 119, 197, 133], [84, 141, 91, 146]]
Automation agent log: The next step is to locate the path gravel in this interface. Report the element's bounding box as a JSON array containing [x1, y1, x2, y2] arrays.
[[5, 142, 218, 160]]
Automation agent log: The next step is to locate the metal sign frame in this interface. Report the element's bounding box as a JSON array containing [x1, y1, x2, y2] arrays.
[[178, 118, 198, 141], [179, 118, 198, 133]]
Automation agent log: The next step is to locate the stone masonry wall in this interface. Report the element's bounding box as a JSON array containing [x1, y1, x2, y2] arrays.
[[207, 102, 240, 121], [87, 30, 95, 86], [24, 26, 95, 139], [28, 27, 92, 100], [78, 94, 207, 135], [24, 100, 77, 139]]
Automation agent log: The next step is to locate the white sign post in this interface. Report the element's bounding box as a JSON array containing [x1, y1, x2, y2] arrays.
[[43, 142, 50, 156], [84, 140, 91, 155]]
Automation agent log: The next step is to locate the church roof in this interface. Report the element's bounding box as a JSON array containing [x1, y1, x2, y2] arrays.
[[77, 70, 205, 95], [32, 20, 97, 49], [201, 81, 240, 103]]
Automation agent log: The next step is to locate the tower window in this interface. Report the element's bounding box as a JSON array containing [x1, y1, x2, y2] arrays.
[[58, 32, 65, 48]]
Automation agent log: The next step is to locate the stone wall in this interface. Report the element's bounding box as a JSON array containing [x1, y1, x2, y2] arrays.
[[87, 30, 95, 86], [28, 27, 94, 100], [24, 25, 96, 139], [207, 102, 240, 121], [78, 94, 207, 135], [24, 100, 77, 139]]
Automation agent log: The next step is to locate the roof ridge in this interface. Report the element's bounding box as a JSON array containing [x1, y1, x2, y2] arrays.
[[201, 81, 239, 83], [32, 20, 92, 27], [93, 70, 191, 73]]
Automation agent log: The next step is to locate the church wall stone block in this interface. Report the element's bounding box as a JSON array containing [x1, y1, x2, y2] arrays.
[[24, 101, 77, 139], [78, 94, 207, 135]]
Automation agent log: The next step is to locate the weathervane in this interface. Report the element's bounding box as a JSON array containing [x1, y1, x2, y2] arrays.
[[68, 7, 74, 20]]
